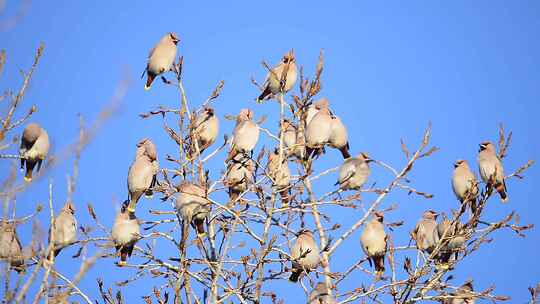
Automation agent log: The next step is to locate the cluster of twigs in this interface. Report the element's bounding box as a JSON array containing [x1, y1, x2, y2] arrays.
[[0, 43, 535, 304]]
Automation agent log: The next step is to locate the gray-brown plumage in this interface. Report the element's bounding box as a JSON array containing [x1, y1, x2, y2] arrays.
[[19, 122, 50, 182], [227, 109, 259, 162], [225, 154, 254, 203], [111, 201, 140, 266], [191, 106, 219, 156], [127, 138, 159, 213], [477, 141, 507, 202], [452, 160, 479, 213], [360, 212, 387, 275], [281, 119, 304, 159], [308, 282, 337, 304], [305, 98, 329, 126], [412, 210, 439, 254], [51, 202, 77, 257], [305, 104, 332, 159], [289, 229, 320, 282], [441, 281, 476, 304], [144, 32, 179, 90], [436, 214, 466, 265], [175, 182, 211, 236], [0, 221, 24, 272], [257, 50, 297, 102], [329, 115, 350, 159], [336, 152, 371, 191], [267, 149, 291, 206]]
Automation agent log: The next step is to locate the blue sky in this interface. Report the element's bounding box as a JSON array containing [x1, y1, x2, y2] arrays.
[[1, 1, 539, 303]]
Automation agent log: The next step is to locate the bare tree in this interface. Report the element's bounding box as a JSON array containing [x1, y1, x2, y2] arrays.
[[0, 41, 535, 304]]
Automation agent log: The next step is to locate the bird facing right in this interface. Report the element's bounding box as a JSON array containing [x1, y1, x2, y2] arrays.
[[336, 152, 372, 191], [143, 32, 179, 90], [289, 229, 321, 282], [127, 138, 159, 213]]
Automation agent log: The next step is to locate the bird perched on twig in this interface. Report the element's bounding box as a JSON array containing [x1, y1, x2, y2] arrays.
[[0, 221, 24, 272], [190, 106, 219, 156], [412, 210, 439, 254], [256, 50, 297, 102], [227, 109, 259, 162], [477, 141, 507, 202], [19, 122, 49, 182], [127, 138, 159, 213], [336, 152, 372, 191], [112, 201, 140, 266], [267, 148, 291, 206], [175, 182, 211, 236], [360, 212, 387, 276], [289, 229, 320, 282], [143, 32, 179, 90], [50, 201, 77, 257], [452, 160, 478, 213]]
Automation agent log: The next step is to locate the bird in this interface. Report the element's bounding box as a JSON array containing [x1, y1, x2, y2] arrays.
[[19, 122, 49, 182], [442, 281, 476, 304], [436, 214, 466, 266], [281, 119, 304, 159], [452, 160, 479, 213], [191, 106, 219, 156], [127, 138, 159, 213], [308, 282, 337, 304], [329, 115, 350, 159], [412, 210, 439, 254], [289, 229, 320, 282], [225, 154, 254, 203], [50, 202, 77, 257], [0, 221, 24, 272], [360, 212, 387, 275], [227, 109, 259, 162], [175, 182, 211, 236], [143, 32, 179, 90], [267, 149, 291, 206], [477, 141, 507, 202], [305, 98, 330, 126], [336, 152, 372, 191], [305, 103, 332, 159], [257, 50, 297, 102], [111, 200, 140, 266]]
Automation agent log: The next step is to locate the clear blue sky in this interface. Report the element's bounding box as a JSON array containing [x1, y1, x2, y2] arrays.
[[1, 1, 539, 303]]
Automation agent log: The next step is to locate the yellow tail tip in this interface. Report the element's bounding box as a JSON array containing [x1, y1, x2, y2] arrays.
[[23, 176, 32, 182], [144, 84, 151, 91], [197, 232, 207, 238], [117, 261, 126, 267], [127, 206, 136, 213], [144, 194, 154, 199]]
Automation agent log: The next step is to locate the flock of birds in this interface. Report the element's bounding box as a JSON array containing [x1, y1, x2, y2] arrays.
[[0, 32, 509, 303]]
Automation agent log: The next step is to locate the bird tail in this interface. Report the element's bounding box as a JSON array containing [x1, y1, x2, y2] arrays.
[[145, 72, 155, 91], [339, 143, 351, 159], [24, 159, 37, 182], [257, 86, 272, 103], [496, 182, 508, 202], [54, 247, 62, 257], [194, 218, 206, 236], [280, 190, 290, 207], [289, 269, 302, 282], [374, 255, 385, 274], [228, 189, 240, 206], [127, 192, 142, 213]]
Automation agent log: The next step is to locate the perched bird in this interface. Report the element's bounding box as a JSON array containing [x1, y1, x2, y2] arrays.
[[289, 229, 320, 282], [127, 138, 159, 213], [51, 202, 77, 257], [281, 119, 304, 159], [452, 160, 479, 213], [360, 212, 387, 275], [0, 221, 24, 272], [412, 210, 439, 254], [267, 149, 291, 205], [257, 50, 297, 102], [329, 115, 350, 159], [112, 201, 140, 266], [442, 281, 476, 304], [305, 98, 330, 126], [227, 109, 259, 161], [175, 182, 211, 236], [191, 106, 219, 156], [143, 32, 179, 90], [225, 155, 254, 202], [436, 214, 466, 265], [308, 282, 337, 304], [477, 141, 507, 202], [336, 152, 372, 191], [19, 122, 50, 182], [305, 104, 332, 158]]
